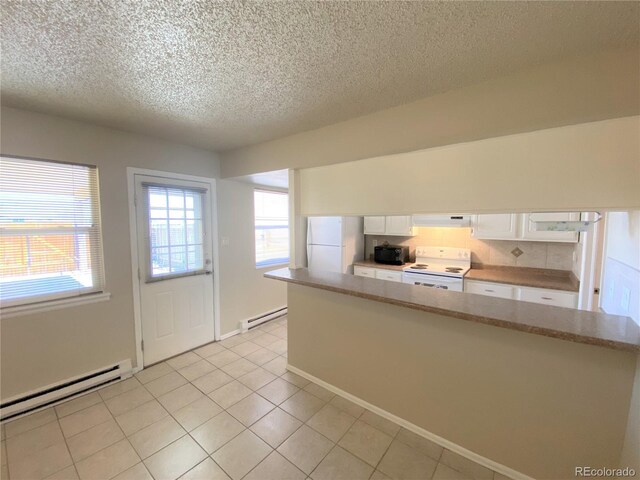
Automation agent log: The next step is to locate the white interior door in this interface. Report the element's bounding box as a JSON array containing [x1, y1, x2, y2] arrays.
[[135, 175, 215, 365]]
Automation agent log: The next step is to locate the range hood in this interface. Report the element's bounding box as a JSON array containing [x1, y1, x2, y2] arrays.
[[412, 214, 471, 228]]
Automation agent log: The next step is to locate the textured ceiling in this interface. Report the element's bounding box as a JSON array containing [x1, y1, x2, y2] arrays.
[[1, 1, 638, 152]]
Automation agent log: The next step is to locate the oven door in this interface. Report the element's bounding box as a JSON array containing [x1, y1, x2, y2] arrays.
[[402, 272, 463, 292]]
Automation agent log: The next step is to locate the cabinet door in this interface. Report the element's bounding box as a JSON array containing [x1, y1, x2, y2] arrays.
[[471, 214, 518, 240], [385, 216, 415, 236], [354, 266, 376, 278], [464, 280, 515, 299], [364, 216, 386, 235], [518, 286, 578, 308], [520, 213, 580, 243], [374, 269, 403, 283]]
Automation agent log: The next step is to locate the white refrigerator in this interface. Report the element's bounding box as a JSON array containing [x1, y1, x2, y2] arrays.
[[306, 217, 364, 274]]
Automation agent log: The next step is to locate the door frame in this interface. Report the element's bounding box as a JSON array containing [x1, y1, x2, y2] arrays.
[[127, 167, 221, 372]]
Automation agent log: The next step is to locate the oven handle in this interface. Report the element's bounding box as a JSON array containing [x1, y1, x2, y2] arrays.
[[413, 282, 448, 289]]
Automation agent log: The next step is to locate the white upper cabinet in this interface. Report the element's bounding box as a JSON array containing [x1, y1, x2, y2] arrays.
[[471, 214, 518, 240], [520, 212, 580, 243], [385, 216, 415, 236], [364, 216, 415, 236], [363, 216, 386, 235], [470, 213, 580, 243]]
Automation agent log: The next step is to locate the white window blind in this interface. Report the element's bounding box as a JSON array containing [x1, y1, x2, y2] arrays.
[[254, 190, 289, 267], [0, 156, 105, 307]]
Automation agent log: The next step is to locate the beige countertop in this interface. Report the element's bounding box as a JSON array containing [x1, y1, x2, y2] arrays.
[[355, 260, 579, 292], [466, 264, 579, 292], [265, 267, 640, 353]]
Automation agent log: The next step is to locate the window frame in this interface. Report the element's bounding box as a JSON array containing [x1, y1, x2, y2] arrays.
[[0, 154, 107, 311], [141, 182, 209, 283], [254, 188, 290, 269]]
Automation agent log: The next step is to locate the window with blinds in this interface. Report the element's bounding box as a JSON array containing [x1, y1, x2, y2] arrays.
[[0, 156, 105, 307], [254, 189, 289, 267]]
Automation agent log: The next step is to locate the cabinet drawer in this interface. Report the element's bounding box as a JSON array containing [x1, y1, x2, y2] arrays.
[[354, 266, 376, 278], [375, 270, 403, 283], [464, 280, 515, 300], [518, 287, 577, 308]]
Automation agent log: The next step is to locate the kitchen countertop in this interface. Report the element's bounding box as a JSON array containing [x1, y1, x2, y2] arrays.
[[355, 260, 579, 292], [465, 264, 579, 292], [353, 259, 407, 271], [265, 267, 640, 353]]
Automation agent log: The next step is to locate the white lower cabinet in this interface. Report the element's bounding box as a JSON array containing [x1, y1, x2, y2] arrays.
[[354, 266, 376, 278], [518, 285, 578, 309], [464, 279, 578, 308], [354, 265, 402, 283], [375, 269, 403, 283], [464, 280, 515, 300]]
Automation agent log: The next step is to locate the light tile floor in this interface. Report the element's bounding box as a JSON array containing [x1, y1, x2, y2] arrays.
[[1, 316, 511, 480]]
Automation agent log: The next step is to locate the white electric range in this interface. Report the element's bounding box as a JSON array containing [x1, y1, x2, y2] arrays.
[[402, 246, 470, 292]]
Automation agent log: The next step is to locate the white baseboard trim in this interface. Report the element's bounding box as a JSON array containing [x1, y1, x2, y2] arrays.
[[240, 306, 288, 332], [286, 364, 533, 480], [220, 329, 242, 340]]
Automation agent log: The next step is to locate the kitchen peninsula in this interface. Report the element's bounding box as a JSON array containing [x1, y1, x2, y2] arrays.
[[265, 267, 639, 479]]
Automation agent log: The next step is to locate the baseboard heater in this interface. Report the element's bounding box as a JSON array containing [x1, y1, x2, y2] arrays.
[[0, 359, 132, 422], [241, 306, 287, 332]]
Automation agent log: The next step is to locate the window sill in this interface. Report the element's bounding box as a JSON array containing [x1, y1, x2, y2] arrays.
[[256, 262, 290, 270], [1, 292, 112, 319]]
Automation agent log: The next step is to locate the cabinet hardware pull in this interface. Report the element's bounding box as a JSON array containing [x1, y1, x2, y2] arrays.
[[485, 289, 495, 292], [542, 296, 553, 300]]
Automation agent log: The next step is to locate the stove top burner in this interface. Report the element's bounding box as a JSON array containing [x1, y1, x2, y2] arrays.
[[412, 264, 429, 269]]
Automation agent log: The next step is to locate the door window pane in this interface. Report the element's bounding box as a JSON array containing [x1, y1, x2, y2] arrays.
[[145, 185, 206, 279]]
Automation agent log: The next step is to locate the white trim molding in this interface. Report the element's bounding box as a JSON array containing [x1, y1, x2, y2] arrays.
[[220, 329, 241, 340], [286, 364, 534, 480], [1, 292, 111, 319]]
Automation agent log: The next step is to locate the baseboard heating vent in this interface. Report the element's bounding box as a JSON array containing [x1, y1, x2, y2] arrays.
[[241, 306, 287, 332], [0, 359, 132, 422]]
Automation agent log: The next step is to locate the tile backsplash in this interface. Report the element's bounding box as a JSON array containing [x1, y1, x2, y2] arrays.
[[365, 227, 576, 271]]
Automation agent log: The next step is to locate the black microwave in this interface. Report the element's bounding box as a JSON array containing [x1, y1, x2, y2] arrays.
[[374, 245, 408, 265]]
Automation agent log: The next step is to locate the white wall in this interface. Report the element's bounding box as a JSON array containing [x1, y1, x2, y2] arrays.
[[0, 107, 284, 400], [601, 211, 640, 325], [600, 211, 640, 471], [216, 179, 288, 334], [299, 117, 640, 216]]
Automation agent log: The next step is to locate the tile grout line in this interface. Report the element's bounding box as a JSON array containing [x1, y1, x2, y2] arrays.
[[367, 416, 403, 479], [7, 320, 289, 480], [2, 319, 285, 480], [146, 321, 285, 479]]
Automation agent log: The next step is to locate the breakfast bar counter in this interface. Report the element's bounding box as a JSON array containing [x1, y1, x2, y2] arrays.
[[265, 267, 639, 478], [265, 267, 639, 352]]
